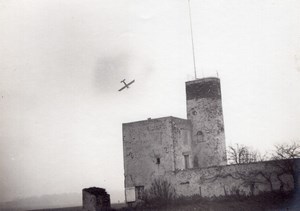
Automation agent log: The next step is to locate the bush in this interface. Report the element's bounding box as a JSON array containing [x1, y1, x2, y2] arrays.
[[143, 179, 176, 207]]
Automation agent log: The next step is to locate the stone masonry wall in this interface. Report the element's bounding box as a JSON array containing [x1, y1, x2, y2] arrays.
[[165, 160, 295, 198], [186, 78, 227, 168], [82, 187, 110, 211], [171, 117, 193, 170], [123, 117, 192, 191], [123, 117, 172, 189]]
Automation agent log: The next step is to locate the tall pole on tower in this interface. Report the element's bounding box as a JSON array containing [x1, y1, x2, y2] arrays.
[[188, 0, 197, 79]]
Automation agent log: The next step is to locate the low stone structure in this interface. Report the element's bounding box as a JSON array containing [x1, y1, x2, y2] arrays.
[[166, 159, 297, 197], [82, 187, 111, 211]]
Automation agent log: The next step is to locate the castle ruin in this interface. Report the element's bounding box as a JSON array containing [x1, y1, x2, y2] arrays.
[[122, 77, 298, 203]]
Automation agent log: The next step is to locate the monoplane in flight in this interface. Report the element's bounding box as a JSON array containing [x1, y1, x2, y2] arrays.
[[118, 79, 135, 91]]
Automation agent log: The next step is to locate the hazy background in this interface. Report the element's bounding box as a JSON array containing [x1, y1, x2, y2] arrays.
[[1, 0, 300, 207]]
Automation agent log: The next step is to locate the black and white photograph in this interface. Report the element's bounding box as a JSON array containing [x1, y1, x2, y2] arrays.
[[0, 0, 300, 210]]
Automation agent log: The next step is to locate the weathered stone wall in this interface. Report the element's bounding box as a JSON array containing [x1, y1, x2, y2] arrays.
[[82, 191, 96, 211], [186, 77, 227, 168], [171, 117, 193, 170], [123, 117, 187, 190], [123, 117, 173, 189], [290, 159, 300, 208], [123, 117, 192, 192], [82, 187, 110, 211], [165, 160, 295, 198]]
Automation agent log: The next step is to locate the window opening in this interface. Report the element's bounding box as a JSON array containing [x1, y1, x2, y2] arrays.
[[193, 155, 199, 168], [135, 186, 144, 200], [184, 155, 190, 169], [156, 158, 160, 165], [196, 131, 204, 143]]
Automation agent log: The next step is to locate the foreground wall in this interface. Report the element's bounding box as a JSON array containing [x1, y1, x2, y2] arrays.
[[165, 159, 297, 198], [82, 187, 110, 211]]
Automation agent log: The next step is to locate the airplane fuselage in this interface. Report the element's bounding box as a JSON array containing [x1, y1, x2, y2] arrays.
[[118, 79, 135, 91]]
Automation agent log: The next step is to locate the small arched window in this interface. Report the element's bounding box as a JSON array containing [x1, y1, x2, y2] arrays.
[[196, 131, 204, 143]]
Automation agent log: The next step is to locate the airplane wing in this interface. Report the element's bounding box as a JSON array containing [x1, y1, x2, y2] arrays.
[[118, 79, 135, 91], [127, 80, 135, 86], [118, 86, 126, 92]]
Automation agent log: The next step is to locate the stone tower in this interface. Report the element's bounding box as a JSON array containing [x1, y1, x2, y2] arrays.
[[186, 77, 227, 168]]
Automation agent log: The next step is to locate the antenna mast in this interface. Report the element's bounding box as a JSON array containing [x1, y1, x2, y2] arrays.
[[188, 0, 197, 79]]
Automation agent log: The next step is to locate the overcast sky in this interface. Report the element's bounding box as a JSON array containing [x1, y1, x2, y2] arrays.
[[1, 0, 300, 204]]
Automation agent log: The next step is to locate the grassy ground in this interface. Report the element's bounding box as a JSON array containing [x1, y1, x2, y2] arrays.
[[27, 192, 300, 211], [27, 203, 126, 211], [118, 192, 298, 211]]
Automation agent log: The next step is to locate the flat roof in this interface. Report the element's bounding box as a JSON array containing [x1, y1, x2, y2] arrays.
[[122, 116, 188, 126], [186, 77, 219, 85], [83, 187, 108, 196]]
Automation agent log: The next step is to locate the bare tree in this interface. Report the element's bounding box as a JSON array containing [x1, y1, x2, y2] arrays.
[[270, 141, 300, 176], [227, 144, 266, 164], [270, 141, 300, 192], [272, 141, 300, 160]]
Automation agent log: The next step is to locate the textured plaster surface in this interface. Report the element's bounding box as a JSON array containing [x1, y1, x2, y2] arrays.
[[123, 117, 191, 189], [170, 117, 193, 170], [186, 78, 227, 168], [82, 192, 97, 211], [82, 190, 110, 211], [166, 160, 295, 197]]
